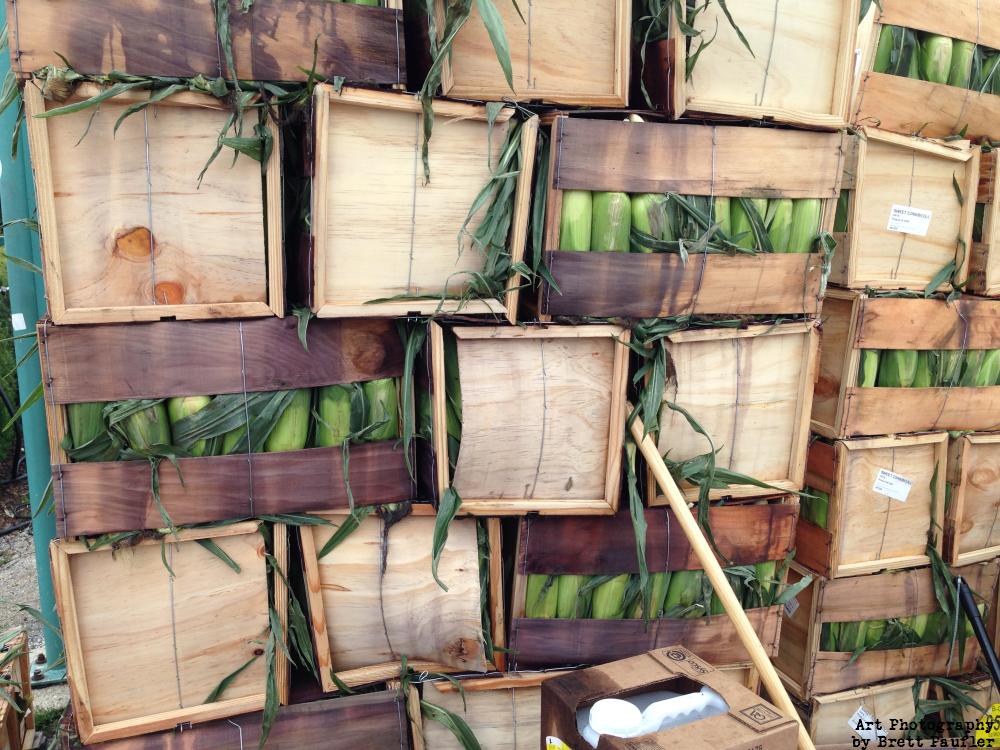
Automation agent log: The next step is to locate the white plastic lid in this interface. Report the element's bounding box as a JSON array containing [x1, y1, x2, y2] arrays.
[[589, 698, 643, 737]]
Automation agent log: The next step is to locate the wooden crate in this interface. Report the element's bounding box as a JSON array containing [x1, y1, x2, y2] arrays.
[[647, 322, 818, 504], [432, 0, 629, 106], [812, 289, 1000, 437], [654, 0, 858, 129], [853, 0, 1000, 142], [970, 149, 1000, 296], [38, 317, 412, 537], [540, 116, 841, 319], [506, 498, 798, 670], [946, 433, 1000, 565], [799, 679, 926, 749], [0, 630, 32, 750], [428, 323, 629, 515], [300, 511, 503, 690], [53, 522, 283, 744], [830, 129, 978, 291], [799, 433, 948, 578], [57, 691, 410, 749], [774, 560, 1000, 700], [8, 0, 405, 84], [309, 85, 536, 321], [24, 82, 282, 324]]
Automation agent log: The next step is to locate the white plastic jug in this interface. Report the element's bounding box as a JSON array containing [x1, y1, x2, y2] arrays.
[[576, 686, 729, 748]]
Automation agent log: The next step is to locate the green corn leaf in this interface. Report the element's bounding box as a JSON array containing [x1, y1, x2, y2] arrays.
[[317, 506, 375, 560], [474, 0, 514, 90], [432, 487, 462, 591], [204, 653, 260, 703], [421, 699, 483, 750], [195, 538, 242, 574]]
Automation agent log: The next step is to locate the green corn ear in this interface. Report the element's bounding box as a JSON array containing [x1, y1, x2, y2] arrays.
[[859, 350, 881, 387], [591, 574, 630, 619], [983, 54, 1000, 94], [837, 620, 869, 652], [315, 385, 352, 447], [264, 389, 311, 453], [664, 570, 704, 618], [525, 575, 558, 619], [788, 199, 822, 253], [920, 34, 953, 83], [67, 402, 106, 450], [627, 571, 671, 619], [834, 190, 850, 233], [730, 198, 767, 250], [591, 193, 631, 252], [912, 352, 934, 388], [873, 25, 895, 73], [865, 619, 886, 648], [811, 490, 830, 530], [122, 403, 172, 451], [221, 425, 246, 455], [878, 350, 918, 387], [821, 623, 839, 651], [938, 350, 965, 386], [631, 193, 673, 251], [559, 191, 593, 251], [166, 396, 212, 457], [556, 575, 587, 619], [909, 613, 929, 642], [363, 378, 399, 441], [767, 199, 794, 252], [965, 603, 987, 637], [975, 203, 986, 243], [712, 197, 731, 239], [960, 351, 985, 387], [977, 350, 1000, 386], [711, 569, 746, 615], [754, 561, 778, 607], [949, 40, 976, 87], [923, 611, 949, 645]]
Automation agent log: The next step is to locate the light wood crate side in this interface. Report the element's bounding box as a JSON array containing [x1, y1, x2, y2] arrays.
[[946, 433, 1000, 565], [807, 679, 925, 747]]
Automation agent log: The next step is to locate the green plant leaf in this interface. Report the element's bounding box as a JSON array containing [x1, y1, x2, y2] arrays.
[[204, 653, 259, 703], [474, 0, 514, 90], [195, 538, 242, 574], [432, 487, 462, 591]]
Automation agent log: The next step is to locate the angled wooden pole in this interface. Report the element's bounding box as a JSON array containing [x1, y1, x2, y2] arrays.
[[629, 407, 815, 750]]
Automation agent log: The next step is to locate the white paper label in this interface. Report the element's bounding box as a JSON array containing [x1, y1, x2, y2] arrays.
[[784, 597, 800, 618], [10, 313, 25, 332], [873, 468, 913, 502], [849, 705, 886, 742], [887, 204, 932, 236]]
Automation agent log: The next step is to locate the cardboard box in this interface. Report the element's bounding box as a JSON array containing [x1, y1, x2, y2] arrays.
[[541, 647, 797, 750]]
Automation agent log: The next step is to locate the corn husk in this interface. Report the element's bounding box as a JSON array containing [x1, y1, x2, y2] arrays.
[[627, 571, 671, 619], [859, 350, 881, 387], [712, 197, 732, 238], [591, 574, 630, 619], [264, 388, 311, 452], [556, 575, 588, 619], [730, 198, 767, 250], [949, 40, 976, 87], [121, 403, 171, 451], [920, 34, 953, 83], [67, 402, 106, 450], [315, 384, 352, 447], [631, 193, 673, 252], [878, 350, 918, 387], [788, 199, 821, 253], [525, 575, 558, 619], [911, 351, 934, 388], [834, 190, 850, 233], [559, 190, 593, 251], [167, 396, 213, 456], [766, 199, 794, 252], [363, 378, 399, 441], [591, 192, 631, 252]]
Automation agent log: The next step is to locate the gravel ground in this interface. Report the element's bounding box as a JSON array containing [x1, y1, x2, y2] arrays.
[[0, 527, 44, 648]]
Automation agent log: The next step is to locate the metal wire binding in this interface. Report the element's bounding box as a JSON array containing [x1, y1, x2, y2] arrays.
[[167, 544, 184, 709], [39, 320, 69, 538], [527, 339, 548, 500], [227, 719, 245, 749], [891, 151, 918, 280]]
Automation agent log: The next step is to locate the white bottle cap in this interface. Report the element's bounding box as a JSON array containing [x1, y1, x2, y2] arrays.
[[589, 699, 643, 737]]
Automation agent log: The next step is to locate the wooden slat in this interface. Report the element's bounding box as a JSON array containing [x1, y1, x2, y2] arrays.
[[878, 0, 1000, 50], [420, 678, 543, 750], [946, 434, 1000, 564], [807, 680, 921, 747], [54, 441, 411, 537], [552, 118, 843, 198], [842, 387, 1000, 436], [541, 251, 823, 318], [8, 0, 405, 84], [519, 503, 798, 575], [39, 317, 404, 404], [794, 521, 833, 579], [508, 606, 781, 669], [853, 296, 1000, 350], [810, 643, 980, 697]]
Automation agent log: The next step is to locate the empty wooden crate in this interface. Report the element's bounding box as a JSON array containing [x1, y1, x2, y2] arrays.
[[8, 0, 406, 84], [799, 433, 948, 578], [39, 317, 412, 537], [655, 0, 858, 129], [431, 0, 630, 106], [799, 679, 926, 749], [540, 116, 840, 319], [25, 83, 282, 324], [812, 290, 1000, 437], [428, 323, 629, 515], [853, 0, 1000, 142], [831, 129, 978, 291], [648, 322, 818, 503], [53, 523, 280, 744], [775, 560, 1000, 699], [970, 149, 1000, 296], [300, 511, 503, 689], [309, 85, 536, 320], [946, 433, 1000, 565], [507, 498, 797, 670]]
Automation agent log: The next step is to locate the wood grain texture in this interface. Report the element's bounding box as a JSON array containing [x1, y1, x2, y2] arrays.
[[58, 692, 410, 749], [541, 250, 823, 318], [53, 441, 411, 537], [9, 0, 404, 84], [807, 680, 922, 747], [508, 606, 782, 669], [518, 501, 798, 575], [438, 0, 629, 106], [679, 0, 857, 128], [551, 117, 843, 198], [853, 295, 1000, 350], [419, 679, 542, 750], [878, 0, 1000, 52], [970, 151, 1000, 296], [39, 316, 403, 405], [811, 293, 854, 437], [53, 524, 271, 744], [842, 387, 1000, 436], [946, 434, 1000, 564]]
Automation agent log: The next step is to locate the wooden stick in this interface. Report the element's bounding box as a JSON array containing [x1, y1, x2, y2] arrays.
[[629, 408, 815, 750]]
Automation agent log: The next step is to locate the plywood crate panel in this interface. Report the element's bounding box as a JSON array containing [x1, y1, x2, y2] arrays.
[[946, 433, 1000, 564], [507, 498, 797, 670], [8, 0, 405, 84], [799, 433, 948, 578], [541, 116, 841, 319], [25, 83, 282, 324], [655, 0, 858, 129], [301, 512, 503, 690], [433, 0, 629, 106], [39, 317, 412, 537], [429, 323, 629, 515], [853, 0, 1000, 142], [0, 630, 32, 750], [53, 523, 278, 744], [800, 679, 925, 749], [970, 149, 1000, 296], [648, 322, 818, 503], [775, 560, 1000, 700], [830, 129, 978, 291], [812, 289, 1000, 437], [310, 85, 536, 320]]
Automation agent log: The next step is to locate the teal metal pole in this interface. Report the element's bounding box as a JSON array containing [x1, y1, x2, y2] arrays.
[[0, 7, 64, 667]]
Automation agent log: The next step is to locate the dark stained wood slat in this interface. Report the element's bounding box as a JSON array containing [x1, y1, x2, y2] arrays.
[[40, 317, 405, 404], [55, 441, 411, 537], [854, 296, 1000, 351]]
